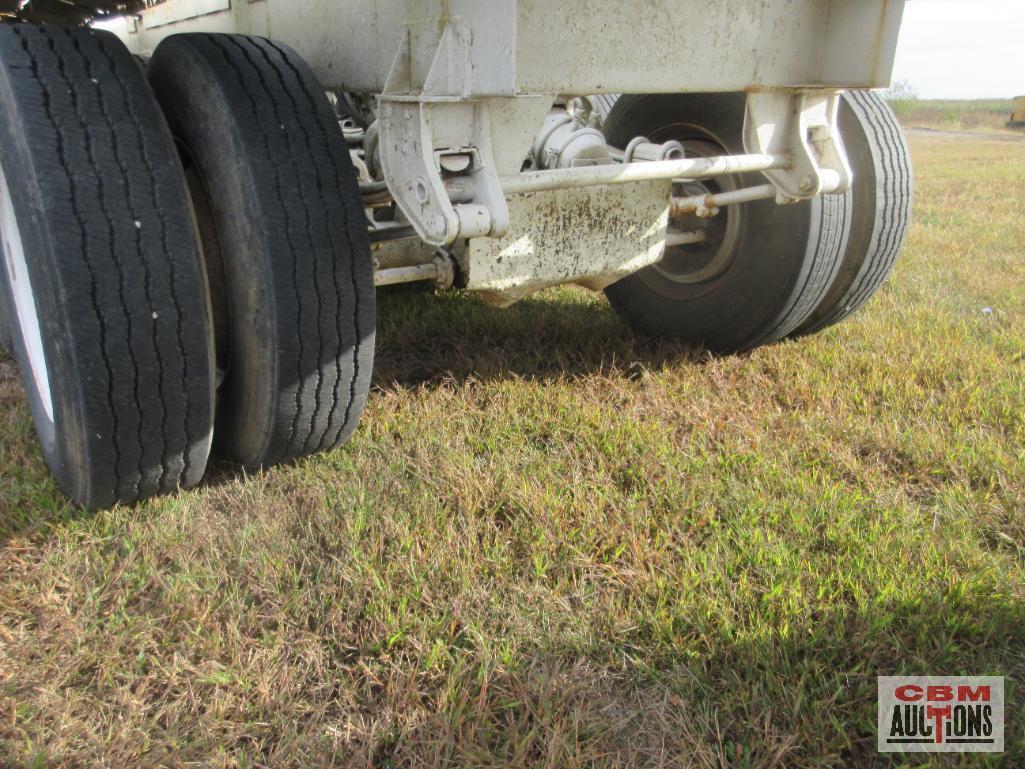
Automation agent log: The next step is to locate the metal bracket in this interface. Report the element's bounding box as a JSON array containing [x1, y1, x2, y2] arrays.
[[377, 98, 509, 245], [743, 91, 853, 202], [377, 22, 550, 246]]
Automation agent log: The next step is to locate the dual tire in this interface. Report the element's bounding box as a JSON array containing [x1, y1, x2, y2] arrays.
[[0, 27, 374, 509], [601, 91, 912, 352]]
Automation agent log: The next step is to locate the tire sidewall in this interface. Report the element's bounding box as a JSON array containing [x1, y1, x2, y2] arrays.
[[839, 96, 880, 273], [0, 66, 87, 500]]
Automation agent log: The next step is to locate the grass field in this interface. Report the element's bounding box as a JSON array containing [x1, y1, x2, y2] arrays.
[[2, 133, 1024, 768], [890, 99, 1019, 134]]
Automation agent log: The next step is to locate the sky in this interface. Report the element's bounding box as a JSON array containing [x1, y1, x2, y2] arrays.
[[891, 0, 1025, 99]]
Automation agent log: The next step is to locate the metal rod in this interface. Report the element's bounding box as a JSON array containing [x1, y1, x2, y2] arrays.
[[374, 262, 439, 287], [368, 224, 418, 244], [664, 230, 708, 247], [499, 153, 789, 195], [671, 183, 777, 217]]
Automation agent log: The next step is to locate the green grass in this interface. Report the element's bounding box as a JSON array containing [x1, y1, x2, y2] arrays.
[[889, 98, 1018, 134], [1, 135, 1024, 768]]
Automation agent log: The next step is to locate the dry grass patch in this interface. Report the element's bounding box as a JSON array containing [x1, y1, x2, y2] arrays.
[[890, 99, 1019, 135]]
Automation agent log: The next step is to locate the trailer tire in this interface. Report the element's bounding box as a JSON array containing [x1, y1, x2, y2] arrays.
[[792, 91, 912, 335], [0, 26, 216, 508], [600, 93, 848, 353], [147, 34, 375, 468]]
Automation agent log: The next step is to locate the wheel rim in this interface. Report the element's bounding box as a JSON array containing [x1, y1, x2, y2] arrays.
[[655, 138, 742, 285], [0, 162, 53, 423], [176, 138, 230, 389]]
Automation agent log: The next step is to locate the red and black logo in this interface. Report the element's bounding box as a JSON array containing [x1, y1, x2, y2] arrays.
[[886, 683, 995, 746], [878, 677, 1003, 753]]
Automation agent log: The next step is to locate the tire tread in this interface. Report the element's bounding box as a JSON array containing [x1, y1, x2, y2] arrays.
[[152, 33, 374, 466], [0, 25, 213, 507], [797, 90, 913, 334]]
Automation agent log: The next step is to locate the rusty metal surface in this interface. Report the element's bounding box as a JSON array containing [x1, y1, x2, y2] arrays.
[[464, 181, 670, 306], [371, 235, 435, 270]]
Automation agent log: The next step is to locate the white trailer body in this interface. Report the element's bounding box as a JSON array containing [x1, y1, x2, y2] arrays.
[[120, 0, 905, 94]]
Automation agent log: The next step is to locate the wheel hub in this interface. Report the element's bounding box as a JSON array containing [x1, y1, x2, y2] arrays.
[[655, 140, 742, 285]]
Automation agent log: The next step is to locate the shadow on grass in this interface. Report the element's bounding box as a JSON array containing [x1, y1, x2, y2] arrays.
[[0, 288, 705, 537], [372, 285, 708, 389], [350, 591, 1025, 768]]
